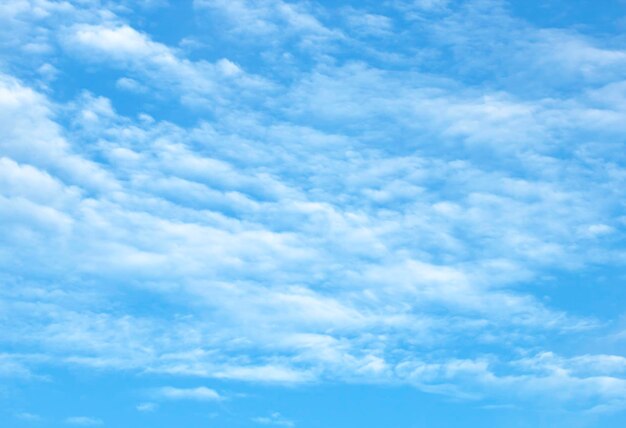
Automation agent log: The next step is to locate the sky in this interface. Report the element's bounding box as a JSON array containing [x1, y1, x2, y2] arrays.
[[1, 0, 626, 427]]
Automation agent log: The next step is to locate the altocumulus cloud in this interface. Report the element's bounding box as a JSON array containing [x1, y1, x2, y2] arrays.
[[1, 0, 626, 426]]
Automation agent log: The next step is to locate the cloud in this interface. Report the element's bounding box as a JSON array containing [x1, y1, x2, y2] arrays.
[[15, 412, 42, 422], [115, 77, 147, 93], [156, 386, 222, 401], [0, 74, 116, 193], [0, 353, 44, 379], [0, 66, 618, 408], [344, 10, 394, 37], [252, 412, 295, 427], [63, 23, 272, 108], [0, 72, 615, 402], [69, 24, 167, 61], [2, 0, 626, 418], [136, 402, 157, 412], [213, 365, 313, 384], [422, 0, 626, 92], [64, 416, 103, 426], [194, 0, 337, 40]]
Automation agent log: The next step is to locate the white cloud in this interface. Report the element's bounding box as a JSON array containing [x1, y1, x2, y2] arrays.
[[70, 24, 167, 61], [157, 386, 222, 401], [0, 69, 618, 409], [136, 402, 157, 412], [194, 0, 337, 40], [37, 62, 59, 81], [344, 10, 393, 37], [0, 74, 117, 193], [252, 412, 295, 427], [0, 354, 39, 378], [115, 77, 146, 93], [64, 416, 103, 426], [15, 412, 42, 422], [0, 69, 617, 407], [63, 24, 272, 108], [213, 365, 313, 384], [2, 0, 626, 416]]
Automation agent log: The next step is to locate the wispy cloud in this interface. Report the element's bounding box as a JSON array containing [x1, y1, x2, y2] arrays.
[[62, 23, 273, 109], [252, 412, 295, 427], [15, 412, 42, 422], [136, 402, 158, 412], [156, 387, 222, 401], [64, 416, 103, 426]]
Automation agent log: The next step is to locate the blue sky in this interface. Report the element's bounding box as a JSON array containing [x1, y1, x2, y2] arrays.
[[2, 0, 626, 427]]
